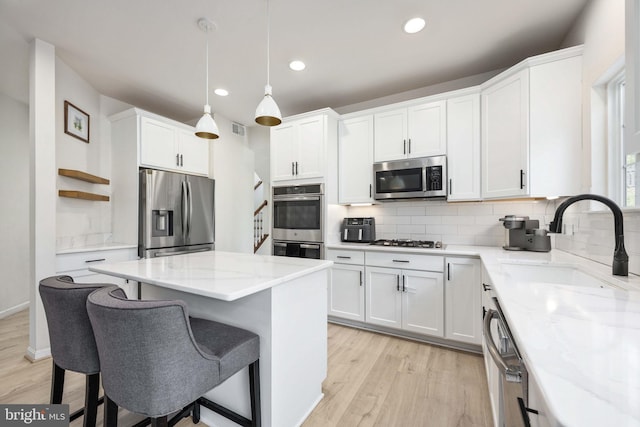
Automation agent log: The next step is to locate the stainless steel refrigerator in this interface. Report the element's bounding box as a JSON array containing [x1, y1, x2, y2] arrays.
[[139, 169, 215, 258]]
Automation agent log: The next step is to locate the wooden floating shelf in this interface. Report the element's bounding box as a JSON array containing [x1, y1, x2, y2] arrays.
[[59, 190, 110, 202], [58, 168, 110, 185]]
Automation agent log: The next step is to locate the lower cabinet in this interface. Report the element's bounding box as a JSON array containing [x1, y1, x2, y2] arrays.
[[366, 266, 444, 337], [327, 248, 482, 348], [445, 257, 482, 345], [328, 263, 365, 321]]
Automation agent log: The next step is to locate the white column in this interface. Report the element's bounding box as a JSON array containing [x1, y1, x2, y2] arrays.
[[27, 39, 56, 360]]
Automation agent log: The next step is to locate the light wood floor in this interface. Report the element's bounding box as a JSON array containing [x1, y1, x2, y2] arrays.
[[1, 310, 492, 427]]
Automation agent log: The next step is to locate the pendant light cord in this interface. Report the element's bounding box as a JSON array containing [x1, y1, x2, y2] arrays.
[[205, 36, 209, 106], [266, 0, 271, 86]]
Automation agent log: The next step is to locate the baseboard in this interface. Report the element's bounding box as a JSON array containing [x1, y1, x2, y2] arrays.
[[0, 302, 29, 319], [25, 346, 51, 362], [293, 392, 324, 427]]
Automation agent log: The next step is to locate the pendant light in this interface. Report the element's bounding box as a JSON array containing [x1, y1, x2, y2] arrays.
[[255, 0, 282, 126], [195, 18, 220, 139]]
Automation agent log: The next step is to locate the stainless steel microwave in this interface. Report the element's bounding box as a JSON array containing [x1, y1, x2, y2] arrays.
[[373, 155, 447, 200]]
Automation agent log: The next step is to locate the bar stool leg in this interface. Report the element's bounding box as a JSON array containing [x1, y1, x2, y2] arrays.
[[83, 373, 100, 427], [151, 416, 168, 427], [51, 363, 65, 404], [104, 396, 118, 427], [249, 360, 261, 427]]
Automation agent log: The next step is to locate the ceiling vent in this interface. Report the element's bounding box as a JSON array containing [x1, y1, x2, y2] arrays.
[[232, 122, 246, 136]]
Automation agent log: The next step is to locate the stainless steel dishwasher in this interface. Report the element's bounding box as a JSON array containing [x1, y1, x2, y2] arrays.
[[484, 297, 534, 427]]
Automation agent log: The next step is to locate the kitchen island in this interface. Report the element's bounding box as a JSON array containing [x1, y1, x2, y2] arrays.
[[90, 250, 333, 427]]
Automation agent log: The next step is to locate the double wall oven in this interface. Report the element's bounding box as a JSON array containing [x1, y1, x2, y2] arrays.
[[272, 184, 324, 259]]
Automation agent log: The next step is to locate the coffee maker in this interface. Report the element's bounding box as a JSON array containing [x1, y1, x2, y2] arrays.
[[499, 215, 551, 252]]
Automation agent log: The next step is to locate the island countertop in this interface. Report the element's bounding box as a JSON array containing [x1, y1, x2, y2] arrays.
[[89, 250, 333, 301]]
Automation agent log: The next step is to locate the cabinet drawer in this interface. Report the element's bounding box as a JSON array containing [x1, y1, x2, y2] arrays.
[[365, 251, 444, 272], [56, 248, 137, 273], [326, 249, 365, 265]]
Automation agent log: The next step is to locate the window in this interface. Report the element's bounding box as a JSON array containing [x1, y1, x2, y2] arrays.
[[608, 71, 639, 207]]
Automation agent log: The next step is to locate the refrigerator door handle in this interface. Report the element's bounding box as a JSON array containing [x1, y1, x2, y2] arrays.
[[187, 181, 193, 238], [181, 181, 188, 240]]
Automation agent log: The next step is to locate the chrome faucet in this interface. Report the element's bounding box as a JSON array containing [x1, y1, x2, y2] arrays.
[[548, 194, 628, 276]]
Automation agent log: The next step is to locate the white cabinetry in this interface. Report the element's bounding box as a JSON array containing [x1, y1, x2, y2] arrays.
[[447, 92, 481, 201], [56, 247, 138, 297], [338, 115, 374, 204], [445, 257, 481, 345], [365, 252, 444, 337], [326, 249, 365, 321], [374, 100, 446, 162], [271, 110, 338, 183], [481, 46, 582, 199], [527, 373, 554, 427], [111, 108, 209, 176]]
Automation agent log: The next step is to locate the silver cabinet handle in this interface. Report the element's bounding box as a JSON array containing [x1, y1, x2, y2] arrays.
[[292, 162, 295, 175], [447, 263, 451, 281], [295, 161, 299, 175], [408, 138, 411, 154], [392, 259, 410, 263], [359, 271, 363, 286], [396, 275, 400, 291], [336, 255, 351, 259], [402, 275, 406, 292], [180, 154, 183, 167], [449, 178, 452, 195], [403, 139, 406, 154], [176, 153, 180, 166], [85, 258, 106, 263]]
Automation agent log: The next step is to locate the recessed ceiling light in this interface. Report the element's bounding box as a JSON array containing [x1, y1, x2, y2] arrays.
[[289, 60, 306, 71], [404, 17, 425, 34], [214, 88, 229, 96]]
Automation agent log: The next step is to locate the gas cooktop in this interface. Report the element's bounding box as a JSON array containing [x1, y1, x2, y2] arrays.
[[369, 239, 443, 249]]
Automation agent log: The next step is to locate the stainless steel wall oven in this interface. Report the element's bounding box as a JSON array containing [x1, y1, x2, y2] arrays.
[[272, 184, 324, 259]]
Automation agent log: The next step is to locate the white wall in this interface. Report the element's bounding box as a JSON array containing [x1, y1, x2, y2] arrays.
[[212, 115, 255, 254], [0, 93, 30, 317], [55, 58, 113, 250]]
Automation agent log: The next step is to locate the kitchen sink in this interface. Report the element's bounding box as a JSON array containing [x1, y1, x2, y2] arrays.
[[500, 262, 622, 290]]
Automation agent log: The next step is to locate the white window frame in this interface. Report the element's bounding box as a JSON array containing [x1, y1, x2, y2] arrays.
[[607, 69, 626, 205]]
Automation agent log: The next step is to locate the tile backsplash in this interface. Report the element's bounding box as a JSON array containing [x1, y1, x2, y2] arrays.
[[344, 199, 640, 276], [345, 199, 561, 246]]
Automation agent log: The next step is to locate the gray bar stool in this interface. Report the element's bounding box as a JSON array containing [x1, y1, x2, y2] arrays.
[[38, 275, 116, 427], [86, 286, 261, 427]]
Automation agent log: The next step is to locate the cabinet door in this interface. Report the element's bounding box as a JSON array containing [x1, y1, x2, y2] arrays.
[[177, 129, 210, 176], [481, 69, 529, 199], [338, 115, 374, 203], [401, 270, 444, 336], [374, 109, 407, 162], [366, 266, 402, 328], [140, 116, 178, 170], [296, 116, 324, 179], [407, 100, 447, 158], [328, 264, 365, 321], [447, 93, 481, 201], [271, 123, 297, 181], [445, 257, 481, 345]]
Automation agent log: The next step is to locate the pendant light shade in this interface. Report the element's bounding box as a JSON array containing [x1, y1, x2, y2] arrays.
[[195, 104, 219, 139], [255, 84, 282, 126], [195, 18, 219, 140], [255, 0, 281, 127]]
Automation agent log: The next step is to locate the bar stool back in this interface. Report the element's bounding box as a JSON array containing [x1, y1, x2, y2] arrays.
[[38, 275, 115, 427]]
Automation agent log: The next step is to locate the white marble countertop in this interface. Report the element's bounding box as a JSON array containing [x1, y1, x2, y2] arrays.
[[328, 242, 640, 426], [89, 250, 332, 301]]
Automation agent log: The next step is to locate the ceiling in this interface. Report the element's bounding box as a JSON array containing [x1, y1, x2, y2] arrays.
[[0, 0, 591, 127]]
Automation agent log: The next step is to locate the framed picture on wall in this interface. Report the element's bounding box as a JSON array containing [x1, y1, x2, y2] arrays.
[[64, 100, 90, 143]]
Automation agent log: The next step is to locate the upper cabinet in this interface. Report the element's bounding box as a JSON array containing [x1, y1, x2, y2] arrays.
[[111, 108, 210, 176], [374, 100, 447, 162], [446, 91, 481, 201], [338, 115, 374, 204], [270, 109, 338, 183], [481, 46, 583, 199]]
